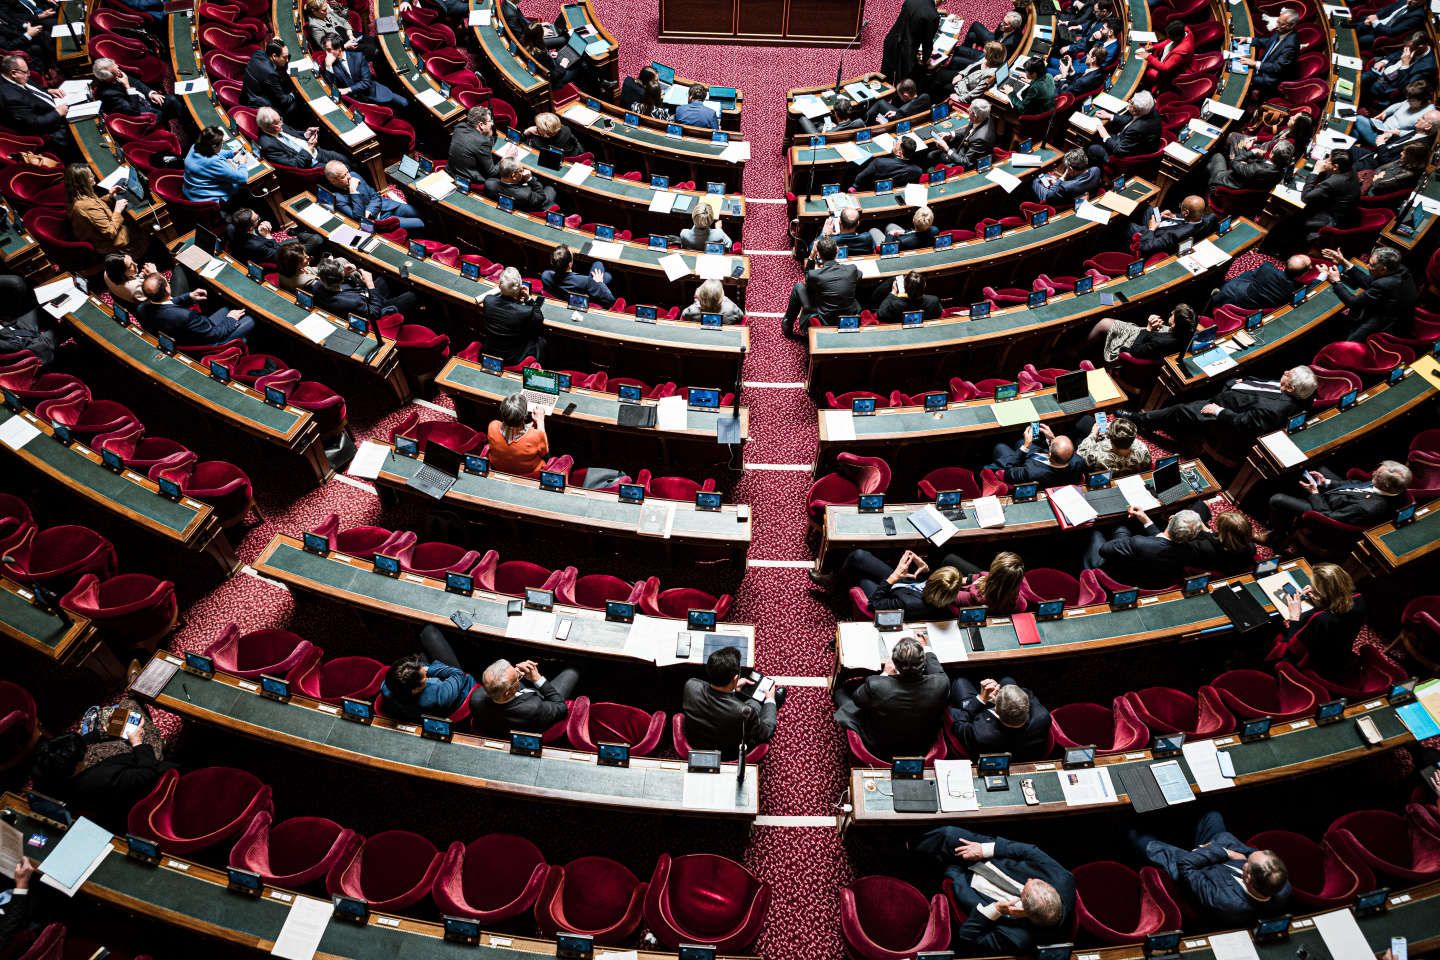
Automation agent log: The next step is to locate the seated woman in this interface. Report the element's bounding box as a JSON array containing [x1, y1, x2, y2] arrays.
[[679, 204, 732, 251], [1268, 562, 1365, 680], [1353, 79, 1434, 147], [1366, 140, 1428, 196], [1185, 510, 1256, 575], [312, 256, 418, 320], [523, 110, 583, 158], [275, 240, 319, 291], [1090, 303, 1196, 361], [66, 163, 143, 258], [950, 41, 1006, 106], [629, 78, 673, 122], [947, 550, 1027, 615], [815, 549, 965, 620], [680, 278, 744, 324], [184, 125, 249, 206], [103, 253, 163, 305], [487, 393, 549, 477]]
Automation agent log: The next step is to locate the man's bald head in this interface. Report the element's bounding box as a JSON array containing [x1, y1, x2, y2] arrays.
[[142, 273, 168, 301], [1048, 436, 1074, 465], [1284, 254, 1312, 278], [1180, 195, 1207, 220], [1417, 109, 1440, 133]]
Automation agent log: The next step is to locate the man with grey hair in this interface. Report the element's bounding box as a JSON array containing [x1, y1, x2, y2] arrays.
[[1123, 366, 1317, 441], [1322, 243, 1418, 342], [1242, 6, 1301, 98], [92, 57, 178, 122], [949, 676, 1052, 760], [1265, 459, 1413, 541], [323, 160, 425, 231], [950, 9, 1025, 66], [484, 157, 555, 211], [832, 635, 949, 759], [1032, 147, 1102, 204], [1086, 89, 1161, 168], [255, 105, 349, 170], [916, 824, 1075, 954], [472, 657, 580, 736], [934, 98, 995, 168], [482, 266, 547, 365], [1085, 505, 1205, 589], [1133, 811, 1290, 926], [448, 105, 496, 183]]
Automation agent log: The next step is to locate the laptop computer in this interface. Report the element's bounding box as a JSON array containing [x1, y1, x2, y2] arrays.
[[521, 367, 561, 413], [407, 442, 462, 499], [1151, 457, 1189, 505], [554, 32, 587, 70], [1053, 370, 1092, 415], [650, 61, 676, 86]]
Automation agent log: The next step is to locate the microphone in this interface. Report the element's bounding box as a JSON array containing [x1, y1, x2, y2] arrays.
[[737, 700, 755, 785], [835, 17, 870, 93]]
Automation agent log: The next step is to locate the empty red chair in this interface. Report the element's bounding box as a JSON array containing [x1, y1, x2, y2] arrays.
[[840, 875, 950, 960], [329, 830, 442, 911], [555, 570, 639, 609], [1316, 208, 1395, 254], [388, 409, 483, 454], [636, 468, 716, 500], [151, 173, 224, 230], [309, 514, 401, 558], [845, 728, 947, 767], [636, 577, 732, 620], [22, 209, 97, 273], [290, 654, 387, 704], [0, 168, 64, 208], [1019, 568, 1088, 607], [474, 552, 561, 595], [399, 540, 481, 578], [533, 857, 645, 945], [1291, 510, 1368, 561], [93, 427, 188, 473], [230, 811, 360, 887], [643, 853, 768, 950], [1314, 340, 1411, 379], [59, 574, 177, 648], [2, 527, 117, 590], [1050, 698, 1149, 755], [0, 365, 87, 406], [1311, 367, 1363, 410], [150, 456, 259, 528], [128, 766, 273, 854], [1123, 686, 1233, 737], [254, 372, 349, 438], [1074, 861, 1181, 944], [1246, 829, 1371, 909], [564, 698, 666, 756], [806, 452, 892, 522], [826, 390, 892, 409], [432, 834, 547, 922], [916, 466, 981, 500], [1208, 663, 1320, 721], [35, 395, 139, 440], [672, 713, 768, 764], [0, 494, 33, 555], [1326, 805, 1440, 884], [205, 624, 316, 679], [0, 681, 38, 770]]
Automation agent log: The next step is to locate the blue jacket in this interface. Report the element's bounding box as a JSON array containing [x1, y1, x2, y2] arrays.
[[542, 269, 616, 307], [330, 175, 400, 222], [1032, 164, 1101, 203], [138, 294, 237, 345], [1213, 263, 1301, 310], [380, 660, 475, 720], [183, 145, 247, 203], [1253, 31, 1299, 87], [674, 100, 719, 130], [1151, 829, 1293, 927], [323, 49, 407, 108]]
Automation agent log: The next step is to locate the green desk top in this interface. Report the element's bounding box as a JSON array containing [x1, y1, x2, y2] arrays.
[[1176, 285, 1344, 382], [795, 148, 1061, 219], [0, 407, 211, 542], [1290, 369, 1436, 457], [374, 0, 463, 123], [271, 5, 376, 151], [0, 577, 86, 657], [68, 298, 311, 444], [809, 219, 1261, 356], [0, 227, 35, 260], [509, 144, 746, 220], [470, 0, 548, 97], [54, 0, 85, 61], [1370, 500, 1439, 566], [558, 100, 741, 163], [377, 449, 752, 546], [168, 13, 272, 181]]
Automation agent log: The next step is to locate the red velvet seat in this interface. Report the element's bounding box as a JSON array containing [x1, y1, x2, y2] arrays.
[[2, 526, 117, 590], [474, 553, 562, 595], [1074, 861, 1180, 944], [0, 681, 38, 770], [388, 409, 483, 454], [1402, 596, 1440, 666], [1122, 686, 1233, 737], [555, 570, 639, 609], [150, 457, 258, 528], [1291, 509, 1369, 561], [840, 875, 950, 960], [22, 209, 97, 273], [35, 396, 139, 441], [127, 766, 273, 854], [1019, 568, 1088, 607], [1245, 829, 1370, 909], [290, 654, 387, 703], [93, 427, 188, 472], [644, 853, 769, 950], [636, 468, 716, 500], [1326, 805, 1440, 884], [432, 834, 547, 922], [229, 811, 360, 887], [254, 371, 348, 437], [673, 713, 768, 764], [1313, 340, 1411, 379], [59, 574, 177, 648], [637, 577, 732, 620], [534, 856, 646, 943], [150, 173, 223, 230], [396, 540, 479, 578], [1208, 663, 1320, 721], [1049, 699, 1149, 755], [1310, 367, 1363, 410], [205, 624, 316, 679], [1315, 207, 1395, 254], [916, 466, 981, 500], [0, 366, 87, 407], [564, 698, 666, 755], [845, 727, 947, 767], [309, 514, 402, 558], [1289, 645, 1406, 700], [329, 830, 442, 911], [806, 452, 892, 523], [0, 493, 34, 555]]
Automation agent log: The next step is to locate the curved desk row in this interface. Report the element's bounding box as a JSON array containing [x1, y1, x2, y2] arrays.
[[555, 94, 749, 192], [71, 115, 176, 244], [0, 576, 96, 664], [137, 652, 758, 817], [1353, 497, 1440, 578], [372, 0, 465, 129]]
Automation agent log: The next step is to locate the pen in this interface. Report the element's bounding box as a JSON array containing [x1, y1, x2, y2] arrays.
[[182, 683, 192, 702]]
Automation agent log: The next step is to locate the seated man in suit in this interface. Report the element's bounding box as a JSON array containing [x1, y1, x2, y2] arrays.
[[1009, 57, 1056, 116], [226, 207, 324, 263], [783, 235, 861, 341], [541, 243, 616, 308], [916, 826, 1075, 955], [320, 33, 407, 109], [242, 39, 300, 121], [1365, 33, 1434, 106], [447, 105, 496, 183], [933, 99, 996, 167], [1084, 506, 1205, 589], [833, 636, 948, 759], [1128, 195, 1218, 257], [378, 625, 479, 721], [0, 273, 58, 365], [874, 269, 943, 323], [1266, 459, 1412, 541], [255, 106, 350, 170], [1085, 90, 1161, 168], [799, 93, 867, 136], [949, 676, 1052, 761], [1056, 44, 1108, 98], [30, 723, 177, 831], [673, 82, 719, 130], [989, 424, 1086, 488], [1133, 811, 1290, 926], [1207, 138, 1294, 194], [1210, 254, 1310, 310], [323, 160, 426, 232], [1124, 365, 1318, 442], [815, 549, 966, 621], [949, 9, 1024, 66], [482, 266, 547, 365], [472, 657, 579, 735], [138, 273, 254, 344], [1240, 7, 1300, 99], [312, 254, 418, 320], [1032, 148, 1102, 204], [681, 646, 783, 759], [1355, 108, 1438, 172], [484, 157, 557, 212], [1298, 150, 1360, 246], [1323, 244, 1418, 341], [853, 134, 925, 193], [92, 57, 179, 123], [0, 54, 70, 148], [1357, 0, 1426, 48], [812, 205, 881, 258], [0, 857, 35, 946], [0, 0, 58, 69], [865, 77, 932, 125]]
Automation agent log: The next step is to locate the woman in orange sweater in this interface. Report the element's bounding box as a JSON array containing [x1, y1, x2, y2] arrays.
[[487, 394, 549, 477]]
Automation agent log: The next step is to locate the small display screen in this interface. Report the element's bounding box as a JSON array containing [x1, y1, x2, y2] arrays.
[[605, 601, 635, 623], [687, 609, 717, 631], [445, 572, 473, 595]]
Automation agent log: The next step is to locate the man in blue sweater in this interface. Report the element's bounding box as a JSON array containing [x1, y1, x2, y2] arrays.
[[379, 626, 479, 721]]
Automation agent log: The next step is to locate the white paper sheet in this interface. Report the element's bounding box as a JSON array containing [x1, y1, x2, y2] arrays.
[[793, 94, 830, 119], [338, 122, 374, 146], [1163, 141, 1201, 165], [1203, 98, 1245, 121], [41, 288, 86, 320], [0, 822, 23, 876], [1207, 931, 1261, 960], [1075, 201, 1110, 224], [902, 183, 928, 207], [924, 620, 968, 662], [586, 240, 624, 261], [1008, 152, 1043, 168], [1189, 239, 1231, 268], [973, 495, 1005, 528], [66, 100, 100, 119], [34, 277, 75, 303], [1050, 485, 1099, 525], [199, 257, 227, 279], [718, 140, 750, 163], [58, 79, 92, 104], [416, 170, 456, 201], [270, 896, 332, 960], [174, 77, 210, 94], [308, 96, 340, 116], [1257, 570, 1313, 615], [1116, 473, 1161, 509], [467, 7, 491, 24], [1259, 430, 1307, 468], [293, 202, 332, 230], [35, 817, 111, 894], [561, 103, 599, 127], [934, 759, 980, 811], [909, 504, 958, 546], [295, 313, 335, 344], [646, 190, 676, 214], [838, 620, 886, 671], [655, 395, 687, 431], [347, 441, 388, 479], [1058, 767, 1116, 806], [1186, 118, 1222, 140], [94, 165, 130, 193], [560, 162, 593, 185], [1182, 739, 1235, 792], [658, 253, 691, 281], [694, 254, 730, 280], [624, 613, 674, 663], [415, 87, 446, 108], [835, 142, 867, 165], [822, 409, 856, 442], [504, 608, 557, 641], [985, 168, 1022, 193], [853, 258, 880, 278], [1312, 909, 1370, 959], [682, 771, 750, 809], [1332, 53, 1362, 69], [1149, 759, 1195, 805], [1127, 29, 1157, 41], [287, 57, 316, 74], [1069, 111, 1103, 135]]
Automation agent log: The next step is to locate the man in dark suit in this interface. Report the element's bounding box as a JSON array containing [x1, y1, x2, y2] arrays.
[[681, 646, 782, 759], [92, 57, 179, 123], [1241, 8, 1300, 98], [324, 160, 426, 231], [138, 273, 255, 344], [1365, 33, 1434, 105], [811, 206, 881, 258], [1324, 244, 1417, 342], [833, 636, 949, 758], [485, 157, 556, 212], [880, 0, 940, 82], [320, 33, 407, 109], [1032, 148, 1102, 204], [1207, 138, 1294, 193], [0, 273, 57, 365], [0, 0, 57, 68], [541, 243, 616, 307], [255, 106, 350, 170], [312, 254, 418, 319], [1084, 506, 1205, 589], [950, 9, 1024, 66], [1124, 365, 1318, 441], [933, 99, 996, 167], [783, 235, 861, 341], [472, 656, 579, 735], [1057, 44, 1108, 97], [864, 78, 932, 125], [448, 105, 497, 183], [817, 549, 966, 619], [1357, 0, 1426, 48], [1356, 108, 1438, 172], [0, 54, 70, 147], [989, 424, 1086, 488], [1133, 811, 1290, 926], [0, 857, 35, 947], [948, 676, 1052, 760], [482, 266, 546, 364], [1298, 150, 1360, 245], [1128, 195, 1218, 257], [916, 825, 1075, 955], [30, 726, 177, 831], [1086, 90, 1162, 168], [242, 39, 299, 119], [1210, 254, 1310, 310], [1266, 460, 1412, 540], [852, 135, 925, 192]]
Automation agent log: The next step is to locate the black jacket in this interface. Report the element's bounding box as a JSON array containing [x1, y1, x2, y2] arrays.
[[59, 743, 177, 831], [483, 176, 554, 212], [1098, 521, 1187, 588], [258, 125, 321, 169], [472, 679, 568, 735], [852, 153, 923, 192], [865, 92, 932, 125], [1182, 532, 1255, 575], [944, 120, 996, 167], [1253, 31, 1300, 88], [1000, 452, 1086, 487], [96, 76, 161, 116], [1304, 481, 1404, 528], [1281, 596, 1366, 678], [682, 678, 777, 759], [876, 292, 941, 324], [1366, 0, 1426, 39], [1213, 263, 1302, 310], [0, 76, 62, 135], [1126, 326, 1189, 360], [1210, 150, 1284, 192], [834, 652, 949, 757], [1206, 377, 1308, 435], [1135, 213, 1217, 257], [1301, 171, 1360, 230], [315, 282, 383, 320], [1104, 110, 1162, 158], [482, 291, 546, 364], [1336, 263, 1417, 341], [448, 124, 497, 183], [241, 49, 294, 111], [948, 679, 1052, 760], [526, 126, 581, 158], [863, 577, 956, 620], [804, 260, 862, 322], [229, 228, 280, 265]]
